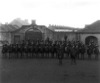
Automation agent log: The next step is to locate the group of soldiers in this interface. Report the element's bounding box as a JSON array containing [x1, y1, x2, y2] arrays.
[[1, 39, 99, 64]]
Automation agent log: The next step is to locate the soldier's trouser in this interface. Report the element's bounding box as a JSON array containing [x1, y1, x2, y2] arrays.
[[95, 54, 98, 60], [81, 54, 84, 60], [71, 55, 76, 63], [88, 54, 91, 60], [59, 59, 62, 65], [51, 52, 54, 58]]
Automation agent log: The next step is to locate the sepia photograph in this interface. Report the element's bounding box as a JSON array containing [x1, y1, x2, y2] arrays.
[[0, 0, 100, 83]]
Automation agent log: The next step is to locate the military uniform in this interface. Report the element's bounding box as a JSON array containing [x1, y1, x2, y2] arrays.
[[57, 45, 64, 65], [70, 46, 77, 64]]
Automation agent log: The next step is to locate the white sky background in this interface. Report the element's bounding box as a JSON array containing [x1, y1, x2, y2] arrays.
[[0, 0, 100, 28]]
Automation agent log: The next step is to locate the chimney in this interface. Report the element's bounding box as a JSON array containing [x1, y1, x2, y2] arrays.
[[31, 20, 36, 25]]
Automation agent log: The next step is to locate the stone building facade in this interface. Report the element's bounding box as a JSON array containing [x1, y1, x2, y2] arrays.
[[1, 20, 100, 47], [11, 22, 80, 44], [11, 21, 54, 43]]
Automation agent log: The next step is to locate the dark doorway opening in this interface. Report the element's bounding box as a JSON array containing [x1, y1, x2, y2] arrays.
[[25, 28, 42, 41], [85, 36, 98, 45]]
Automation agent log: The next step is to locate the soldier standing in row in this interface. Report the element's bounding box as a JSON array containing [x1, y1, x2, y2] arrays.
[[70, 45, 77, 64], [57, 45, 64, 65]]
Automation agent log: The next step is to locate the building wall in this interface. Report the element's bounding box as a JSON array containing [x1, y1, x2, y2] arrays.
[[11, 25, 54, 43], [67, 33, 76, 41], [0, 32, 12, 44], [79, 33, 100, 46], [11, 32, 24, 43], [52, 32, 77, 41]]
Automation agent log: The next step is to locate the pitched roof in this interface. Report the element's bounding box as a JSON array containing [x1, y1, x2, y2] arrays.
[[12, 24, 54, 33], [77, 20, 100, 33], [12, 25, 31, 33], [0, 24, 19, 32]]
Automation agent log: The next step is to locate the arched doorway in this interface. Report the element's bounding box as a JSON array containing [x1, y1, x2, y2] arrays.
[[85, 36, 98, 45], [25, 28, 43, 41]]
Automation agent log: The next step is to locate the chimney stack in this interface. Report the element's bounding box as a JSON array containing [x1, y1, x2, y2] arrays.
[[31, 20, 36, 25]]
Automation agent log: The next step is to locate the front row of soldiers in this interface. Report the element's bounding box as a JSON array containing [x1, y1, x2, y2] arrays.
[[1, 40, 99, 63]]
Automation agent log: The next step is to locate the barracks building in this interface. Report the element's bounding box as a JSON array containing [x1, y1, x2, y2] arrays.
[[0, 20, 100, 47]]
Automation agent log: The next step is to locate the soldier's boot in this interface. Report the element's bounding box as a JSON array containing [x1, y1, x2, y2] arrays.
[[41, 53, 43, 58], [81, 55, 82, 60], [95, 55, 98, 60], [74, 59, 76, 65], [36, 54, 38, 58], [83, 55, 84, 60], [2, 54, 4, 59], [48, 53, 50, 58], [88, 55, 91, 60], [52, 54, 54, 58], [32, 53, 34, 58], [26, 53, 28, 59], [59, 60, 61, 65], [8, 53, 10, 59], [20, 53, 22, 59], [77, 54, 79, 59]]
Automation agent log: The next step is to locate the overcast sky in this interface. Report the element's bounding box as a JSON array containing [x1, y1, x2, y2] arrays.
[[0, 0, 100, 28]]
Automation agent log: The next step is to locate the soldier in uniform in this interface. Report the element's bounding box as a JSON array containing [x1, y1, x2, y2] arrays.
[[45, 44, 49, 58], [57, 45, 64, 65], [67, 42, 71, 58], [51, 43, 55, 58], [64, 44, 68, 58], [8, 44, 12, 59], [2, 44, 8, 58], [70, 45, 77, 64], [75, 44, 80, 59], [27, 45, 32, 58], [34, 44, 38, 58], [38, 44, 41, 58], [24, 44, 28, 58], [94, 44, 99, 60], [40, 43, 44, 58], [31, 42, 35, 58], [13, 44, 17, 59], [18, 44, 22, 59], [80, 44, 86, 60], [87, 44, 93, 60]]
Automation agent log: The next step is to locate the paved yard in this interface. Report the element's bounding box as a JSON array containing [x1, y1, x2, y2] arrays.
[[0, 58, 100, 83], [0, 47, 100, 83]]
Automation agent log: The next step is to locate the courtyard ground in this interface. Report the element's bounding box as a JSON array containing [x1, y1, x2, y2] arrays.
[[0, 47, 100, 83]]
